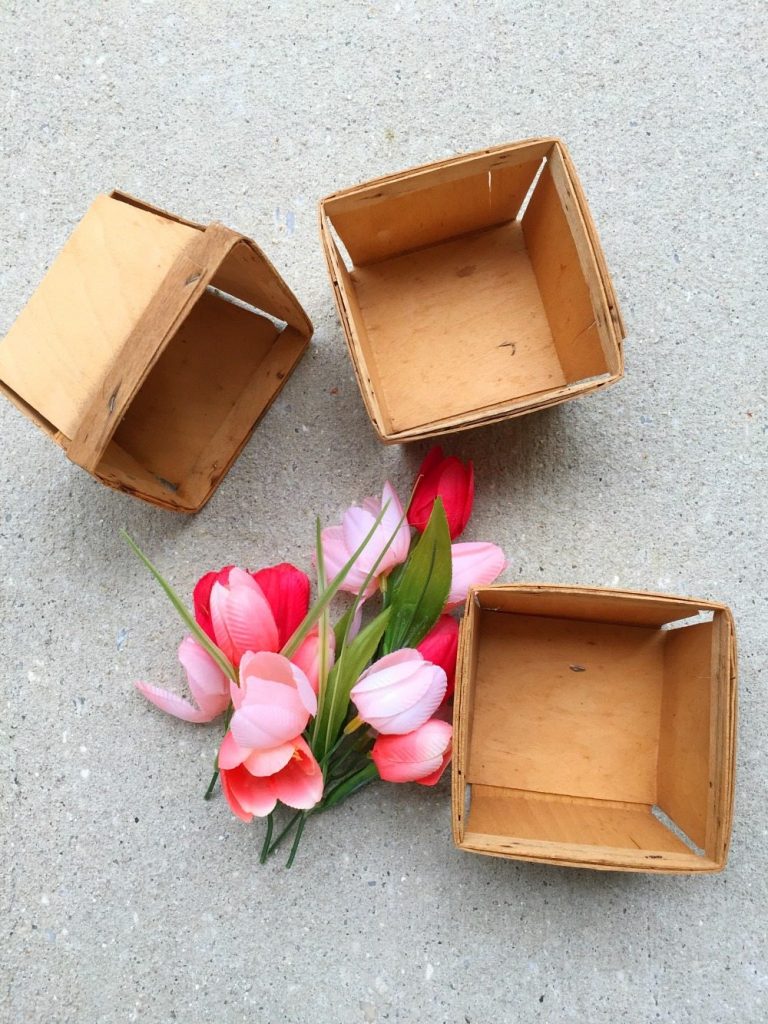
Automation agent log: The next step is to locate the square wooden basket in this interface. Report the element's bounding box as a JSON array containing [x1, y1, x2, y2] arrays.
[[0, 191, 312, 512], [319, 138, 625, 442], [452, 584, 737, 873]]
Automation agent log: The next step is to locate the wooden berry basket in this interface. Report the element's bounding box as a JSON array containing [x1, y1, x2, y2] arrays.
[[453, 584, 737, 873], [319, 137, 625, 442], [0, 191, 312, 512]]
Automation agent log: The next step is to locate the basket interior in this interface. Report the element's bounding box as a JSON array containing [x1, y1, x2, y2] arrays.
[[458, 592, 730, 869], [324, 143, 617, 436]]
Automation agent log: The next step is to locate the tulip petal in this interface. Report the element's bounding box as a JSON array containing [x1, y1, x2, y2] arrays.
[[231, 679, 312, 750], [192, 566, 233, 641], [379, 482, 411, 564], [243, 741, 297, 777], [218, 729, 250, 770], [416, 750, 452, 786], [134, 681, 213, 723], [418, 445, 446, 480], [210, 569, 279, 664], [220, 767, 251, 822], [447, 542, 506, 607], [178, 637, 230, 717], [417, 615, 459, 703], [222, 765, 276, 819], [290, 629, 335, 694], [252, 563, 311, 648], [271, 738, 324, 810], [240, 650, 297, 688]]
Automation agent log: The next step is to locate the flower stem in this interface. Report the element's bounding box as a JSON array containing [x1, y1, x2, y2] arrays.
[[286, 813, 307, 868], [259, 813, 274, 864], [266, 811, 303, 858], [203, 764, 219, 801]]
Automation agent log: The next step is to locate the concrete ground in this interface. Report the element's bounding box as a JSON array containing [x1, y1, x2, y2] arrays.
[[1, 2, 766, 1022]]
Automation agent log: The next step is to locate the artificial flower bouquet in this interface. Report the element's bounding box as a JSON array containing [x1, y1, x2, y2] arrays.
[[127, 448, 505, 866]]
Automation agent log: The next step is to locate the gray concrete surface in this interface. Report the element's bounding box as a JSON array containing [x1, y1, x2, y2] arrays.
[[2, 2, 766, 1022]]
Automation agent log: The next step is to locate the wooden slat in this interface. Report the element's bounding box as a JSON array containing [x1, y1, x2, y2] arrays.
[[330, 157, 544, 266], [67, 224, 237, 471], [467, 611, 666, 803], [656, 621, 714, 850], [467, 786, 691, 854], [0, 194, 199, 438]]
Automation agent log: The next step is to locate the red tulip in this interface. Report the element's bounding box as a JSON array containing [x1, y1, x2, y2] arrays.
[[417, 615, 459, 704], [193, 563, 311, 652], [251, 563, 311, 648], [408, 446, 475, 540]]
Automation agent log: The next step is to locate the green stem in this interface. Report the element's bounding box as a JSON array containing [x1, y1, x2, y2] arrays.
[[286, 813, 308, 868], [204, 765, 219, 801], [266, 811, 303, 858], [259, 813, 274, 864]]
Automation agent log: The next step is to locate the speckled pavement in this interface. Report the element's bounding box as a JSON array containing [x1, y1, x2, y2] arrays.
[[1, 3, 766, 1022]]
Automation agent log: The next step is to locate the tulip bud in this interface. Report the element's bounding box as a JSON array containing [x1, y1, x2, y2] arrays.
[[320, 482, 411, 597], [371, 718, 452, 785], [408, 446, 475, 540], [350, 649, 447, 735]]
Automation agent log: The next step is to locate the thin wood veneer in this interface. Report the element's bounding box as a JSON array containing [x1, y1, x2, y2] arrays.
[[0, 191, 312, 512], [319, 138, 625, 441], [452, 585, 737, 873]]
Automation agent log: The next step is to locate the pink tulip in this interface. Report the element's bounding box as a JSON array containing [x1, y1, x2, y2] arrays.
[[290, 626, 335, 694], [229, 651, 317, 750], [447, 542, 506, 608], [321, 482, 411, 597], [135, 636, 229, 723], [219, 732, 324, 820], [209, 567, 279, 666], [371, 718, 453, 785], [417, 615, 459, 704], [350, 649, 446, 735]]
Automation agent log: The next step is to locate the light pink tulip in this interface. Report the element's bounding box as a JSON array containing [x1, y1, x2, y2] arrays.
[[371, 718, 453, 785], [321, 482, 411, 597], [229, 651, 317, 751], [290, 627, 335, 694], [209, 567, 279, 666], [135, 636, 230, 723], [350, 649, 447, 735], [447, 542, 506, 607], [220, 732, 324, 820]]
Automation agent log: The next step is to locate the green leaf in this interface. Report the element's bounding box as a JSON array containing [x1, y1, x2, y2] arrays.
[[314, 607, 391, 761], [121, 531, 236, 681], [280, 499, 392, 659], [320, 760, 379, 811], [333, 605, 355, 650], [314, 517, 331, 703], [381, 499, 451, 654]]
